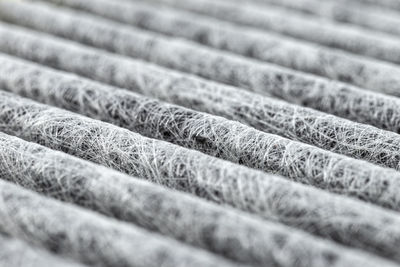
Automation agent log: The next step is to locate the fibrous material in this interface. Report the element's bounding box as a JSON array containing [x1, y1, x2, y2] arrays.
[[3, 23, 400, 172], [20, 0, 400, 94], [2, 132, 395, 267], [330, 0, 400, 12], [2, 0, 400, 265], [116, 0, 400, 65], [2, 91, 400, 262], [0, 234, 85, 267], [4, 1, 400, 99], [2, 20, 400, 138], [236, 0, 400, 37], [0, 177, 239, 267], [3, 53, 400, 210]]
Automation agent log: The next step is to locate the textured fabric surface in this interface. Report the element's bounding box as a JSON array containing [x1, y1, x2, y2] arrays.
[[1, 0, 400, 266]]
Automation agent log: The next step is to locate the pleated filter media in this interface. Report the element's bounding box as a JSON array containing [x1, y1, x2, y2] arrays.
[[0, 0, 400, 266]]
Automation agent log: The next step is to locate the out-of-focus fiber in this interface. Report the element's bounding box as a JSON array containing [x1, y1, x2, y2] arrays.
[[0, 0, 400, 266]]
